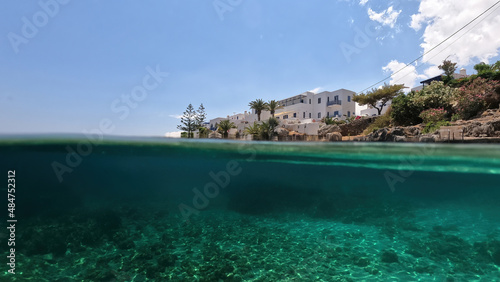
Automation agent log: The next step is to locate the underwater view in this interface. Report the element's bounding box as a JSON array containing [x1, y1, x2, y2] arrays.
[[1, 136, 500, 281]]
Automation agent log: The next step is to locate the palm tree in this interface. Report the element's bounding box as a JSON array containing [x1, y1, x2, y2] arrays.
[[248, 99, 268, 121], [261, 117, 279, 140], [217, 120, 236, 138], [244, 122, 261, 140], [266, 100, 282, 118]]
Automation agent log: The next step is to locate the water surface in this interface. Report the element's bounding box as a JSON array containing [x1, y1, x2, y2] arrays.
[[1, 136, 500, 281]]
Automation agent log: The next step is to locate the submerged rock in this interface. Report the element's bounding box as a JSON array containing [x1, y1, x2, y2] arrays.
[[381, 249, 399, 263]]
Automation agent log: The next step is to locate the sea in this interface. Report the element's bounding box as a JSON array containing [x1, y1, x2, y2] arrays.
[[1, 135, 500, 281]]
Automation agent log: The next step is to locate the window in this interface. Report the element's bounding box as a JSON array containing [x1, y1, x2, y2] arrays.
[[334, 95, 339, 101], [309, 99, 311, 104], [348, 96, 351, 102], [334, 111, 339, 117], [327, 96, 330, 102], [309, 113, 312, 118], [303, 112, 305, 118], [347, 111, 351, 117], [293, 113, 297, 118], [318, 112, 321, 118], [283, 115, 288, 119], [318, 98, 321, 104], [327, 112, 330, 117]]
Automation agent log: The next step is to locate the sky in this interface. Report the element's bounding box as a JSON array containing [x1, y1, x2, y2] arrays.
[[1, 0, 500, 137]]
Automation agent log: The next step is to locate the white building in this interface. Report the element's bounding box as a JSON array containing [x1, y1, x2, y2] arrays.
[[209, 117, 227, 131], [209, 88, 356, 136], [274, 89, 356, 122]]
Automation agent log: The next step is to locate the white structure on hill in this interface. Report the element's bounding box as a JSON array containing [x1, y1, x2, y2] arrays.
[[273, 89, 356, 122], [209, 89, 356, 137]]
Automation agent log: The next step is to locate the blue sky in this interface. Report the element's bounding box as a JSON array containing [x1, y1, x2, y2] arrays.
[[1, 0, 499, 136]]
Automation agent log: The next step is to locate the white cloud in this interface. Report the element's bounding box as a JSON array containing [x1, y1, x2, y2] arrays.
[[359, 0, 368, 6], [308, 87, 323, 93], [410, 0, 500, 67], [164, 131, 182, 138], [382, 60, 427, 89], [168, 114, 182, 119], [368, 6, 401, 28], [383, 1, 500, 90], [423, 65, 442, 78]]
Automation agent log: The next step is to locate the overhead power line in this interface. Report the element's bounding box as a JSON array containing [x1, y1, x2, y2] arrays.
[[392, 2, 500, 86], [357, 0, 500, 94]]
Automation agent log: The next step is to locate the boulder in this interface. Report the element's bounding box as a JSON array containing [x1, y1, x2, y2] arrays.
[[464, 122, 494, 137], [394, 136, 406, 142], [318, 124, 341, 136], [391, 127, 405, 136], [419, 135, 436, 142], [372, 128, 388, 141], [326, 132, 342, 141]]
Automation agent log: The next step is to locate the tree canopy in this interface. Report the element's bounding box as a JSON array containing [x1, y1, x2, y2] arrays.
[[353, 83, 404, 115], [196, 103, 206, 128], [266, 100, 281, 118], [177, 103, 206, 138], [249, 99, 268, 121], [438, 60, 457, 83], [177, 103, 198, 138], [244, 117, 279, 140]]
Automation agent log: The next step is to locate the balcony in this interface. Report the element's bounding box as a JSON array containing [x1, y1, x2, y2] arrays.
[[327, 100, 342, 106]]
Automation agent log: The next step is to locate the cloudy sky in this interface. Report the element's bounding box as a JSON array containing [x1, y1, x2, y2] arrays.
[[1, 0, 500, 136]]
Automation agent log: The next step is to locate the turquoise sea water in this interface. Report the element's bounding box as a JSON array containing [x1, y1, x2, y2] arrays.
[[1, 136, 500, 281]]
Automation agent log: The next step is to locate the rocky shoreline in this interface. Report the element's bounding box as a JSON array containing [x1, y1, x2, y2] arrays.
[[321, 109, 500, 143]]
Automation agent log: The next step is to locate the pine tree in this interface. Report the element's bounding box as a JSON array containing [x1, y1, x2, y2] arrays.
[[353, 83, 404, 115], [177, 103, 197, 138], [196, 103, 207, 128]]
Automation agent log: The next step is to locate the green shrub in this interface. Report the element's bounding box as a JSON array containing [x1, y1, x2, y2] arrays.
[[323, 117, 346, 126], [363, 108, 392, 135], [422, 121, 450, 134], [392, 82, 457, 126], [410, 81, 456, 110], [391, 91, 423, 126]]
